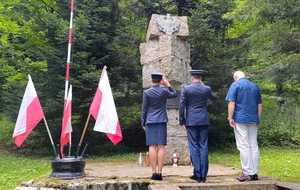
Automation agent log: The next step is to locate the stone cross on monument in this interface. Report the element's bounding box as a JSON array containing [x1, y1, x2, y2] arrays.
[[140, 14, 191, 165]]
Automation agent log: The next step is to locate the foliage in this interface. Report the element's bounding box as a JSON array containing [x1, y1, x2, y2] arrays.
[[0, 0, 146, 153], [0, 0, 51, 118], [259, 96, 300, 146], [225, 0, 300, 95], [188, 0, 237, 145], [222, 0, 300, 146], [0, 0, 299, 154], [0, 115, 14, 147]]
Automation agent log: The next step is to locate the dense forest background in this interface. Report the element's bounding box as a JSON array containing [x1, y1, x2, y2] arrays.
[[0, 0, 299, 155]]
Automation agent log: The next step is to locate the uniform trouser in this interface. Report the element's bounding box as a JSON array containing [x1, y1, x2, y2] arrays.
[[234, 123, 259, 175], [186, 125, 208, 178]]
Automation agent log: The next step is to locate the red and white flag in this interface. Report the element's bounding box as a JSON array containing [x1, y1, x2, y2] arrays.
[[89, 67, 122, 144], [60, 85, 72, 155], [13, 75, 44, 147]]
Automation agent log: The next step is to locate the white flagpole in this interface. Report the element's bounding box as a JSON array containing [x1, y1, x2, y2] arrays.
[[43, 117, 57, 157], [64, 0, 75, 100]]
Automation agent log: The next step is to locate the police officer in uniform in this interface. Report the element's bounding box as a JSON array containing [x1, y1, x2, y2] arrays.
[[141, 73, 177, 180], [179, 70, 215, 183]]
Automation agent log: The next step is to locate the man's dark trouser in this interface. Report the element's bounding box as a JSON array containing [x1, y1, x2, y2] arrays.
[[186, 125, 208, 178]]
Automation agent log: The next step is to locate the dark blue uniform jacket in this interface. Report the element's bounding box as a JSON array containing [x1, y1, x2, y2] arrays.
[[179, 82, 215, 126], [141, 85, 177, 126]]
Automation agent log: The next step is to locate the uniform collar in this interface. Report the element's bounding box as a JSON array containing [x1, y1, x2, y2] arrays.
[[192, 81, 204, 85]]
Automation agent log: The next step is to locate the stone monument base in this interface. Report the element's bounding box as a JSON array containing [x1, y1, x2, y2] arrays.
[[165, 136, 190, 165], [165, 109, 191, 165]]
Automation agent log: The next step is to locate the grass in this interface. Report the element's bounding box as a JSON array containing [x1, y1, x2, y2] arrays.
[[210, 147, 300, 182], [0, 148, 299, 190], [88, 152, 137, 162], [0, 151, 138, 190], [0, 153, 51, 190]]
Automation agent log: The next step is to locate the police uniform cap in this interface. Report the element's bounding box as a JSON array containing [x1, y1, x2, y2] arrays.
[[189, 69, 207, 76], [151, 73, 163, 80]]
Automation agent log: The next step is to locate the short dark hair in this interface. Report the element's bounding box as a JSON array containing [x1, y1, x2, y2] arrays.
[[192, 75, 202, 79], [152, 79, 161, 83]]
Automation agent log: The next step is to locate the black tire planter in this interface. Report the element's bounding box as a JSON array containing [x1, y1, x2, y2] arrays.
[[51, 156, 85, 179]]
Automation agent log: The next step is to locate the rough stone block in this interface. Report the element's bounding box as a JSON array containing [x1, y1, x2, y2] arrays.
[[148, 184, 181, 190], [140, 14, 191, 165], [15, 188, 38, 190], [145, 14, 189, 41]]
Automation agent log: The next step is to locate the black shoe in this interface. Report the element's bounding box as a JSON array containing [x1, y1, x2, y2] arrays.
[[189, 175, 198, 180], [151, 173, 157, 180], [151, 173, 163, 180], [202, 177, 206, 183], [190, 176, 203, 183], [250, 174, 258, 181], [196, 177, 203, 183], [156, 173, 163, 180]]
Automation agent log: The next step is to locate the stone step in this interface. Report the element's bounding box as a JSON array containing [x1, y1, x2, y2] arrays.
[[150, 183, 277, 190], [16, 180, 300, 190]]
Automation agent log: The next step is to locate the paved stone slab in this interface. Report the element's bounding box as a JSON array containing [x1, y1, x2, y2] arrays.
[[17, 162, 300, 190], [150, 181, 278, 190], [276, 182, 300, 190], [16, 188, 59, 190], [85, 162, 239, 178], [149, 184, 181, 190]]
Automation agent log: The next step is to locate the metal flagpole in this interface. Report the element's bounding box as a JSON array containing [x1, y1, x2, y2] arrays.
[[76, 66, 107, 156], [64, 0, 75, 109], [63, 0, 75, 157], [76, 66, 106, 156], [43, 117, 58, 157], [76, 113, 91, 157], [80, 143, 89, 157], [68, 132, 72, 156]]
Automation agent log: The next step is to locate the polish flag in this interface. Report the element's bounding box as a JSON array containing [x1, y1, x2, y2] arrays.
[[60, 85, 72, 155], [89, 67, 122, 144], [13, 75, 44, 147]]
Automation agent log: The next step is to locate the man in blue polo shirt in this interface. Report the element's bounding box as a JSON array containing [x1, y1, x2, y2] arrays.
[[226, 71, 262, 182]]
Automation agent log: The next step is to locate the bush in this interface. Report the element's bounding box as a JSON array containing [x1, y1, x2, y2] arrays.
[[208, 95, 300, 149], [0, 114, 56, 155], [259, 96, 300, 147], [0, 115, 14, 147], [208, 112, 236, 148]]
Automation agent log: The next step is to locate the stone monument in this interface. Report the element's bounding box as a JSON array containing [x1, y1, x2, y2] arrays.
[[140, 14, 191, 165]]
